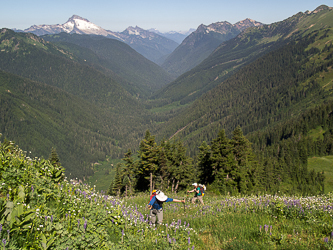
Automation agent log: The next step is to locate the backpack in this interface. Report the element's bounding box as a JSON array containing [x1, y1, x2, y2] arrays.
[[199, 185, 206, 196], [150, 190, 157, 201]]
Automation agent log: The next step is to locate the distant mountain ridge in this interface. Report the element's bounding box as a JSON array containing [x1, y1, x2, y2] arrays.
[[148, 28, 195, 44], [24, 15, 118, 37], [161, 18, 263, 77], [22, 15, 179, 63]]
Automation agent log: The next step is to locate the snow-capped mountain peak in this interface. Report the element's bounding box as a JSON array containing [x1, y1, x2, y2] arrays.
[[62, 15, 106, 35], [23, 15, 110, 36], [125, 26, 144, 36]]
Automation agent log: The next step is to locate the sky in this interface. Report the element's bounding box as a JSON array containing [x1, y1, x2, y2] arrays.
[[1, 1, 332, 32]]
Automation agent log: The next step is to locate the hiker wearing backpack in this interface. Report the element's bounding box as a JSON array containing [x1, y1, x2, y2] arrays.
[[148, 190, 185, 225], [187, 183, 205, 205]]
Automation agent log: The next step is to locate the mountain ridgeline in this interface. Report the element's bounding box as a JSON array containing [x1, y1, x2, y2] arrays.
[[161, 18, 263, 77], [22, 15, 179, 64], [0, 5, 332, 193]]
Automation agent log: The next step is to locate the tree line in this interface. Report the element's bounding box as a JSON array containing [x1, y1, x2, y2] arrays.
[[108, 121, 326, 197]]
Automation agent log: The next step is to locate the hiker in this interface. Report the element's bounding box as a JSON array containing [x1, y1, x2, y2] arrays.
[[187, 183, 204, 205], [199, 184, 206, 197], [148, 190, 185, 224]]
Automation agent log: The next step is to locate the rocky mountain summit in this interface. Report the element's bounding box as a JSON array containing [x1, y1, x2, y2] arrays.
[[22, 15, 178, 63], [161, 18, 263, 77]]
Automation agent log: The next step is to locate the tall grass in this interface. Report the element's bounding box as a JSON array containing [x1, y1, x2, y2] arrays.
[[125, 191, 333, 249]]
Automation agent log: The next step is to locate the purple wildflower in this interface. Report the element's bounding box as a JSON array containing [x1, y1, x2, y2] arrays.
[[188, 237, 191, 244], [324, 237, 329, 243], [84, 220, 87, 231], [2, 239, 5, 246], [31, 185, 34, 192], [51, 215, 53, 223]]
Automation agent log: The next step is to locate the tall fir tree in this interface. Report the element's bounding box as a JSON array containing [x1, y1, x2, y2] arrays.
[[113, 163, 124, 196], [48, 147, 61, 167], [197, 141, 212, 184], [137, 130, 160, 193], [210, 129, 237, 194], [122, 149, 136, 195]]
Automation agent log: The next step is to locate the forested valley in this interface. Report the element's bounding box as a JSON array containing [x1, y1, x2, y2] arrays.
[[0, 5, 333, 197]]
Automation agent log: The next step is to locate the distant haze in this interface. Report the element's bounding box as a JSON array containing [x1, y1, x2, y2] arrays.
[[1, 1, 332, 32]]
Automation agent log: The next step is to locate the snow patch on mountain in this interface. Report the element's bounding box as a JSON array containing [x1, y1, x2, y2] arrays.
[[24, 15, 114, 37]]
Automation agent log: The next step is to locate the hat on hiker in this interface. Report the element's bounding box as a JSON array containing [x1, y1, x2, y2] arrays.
[[155, 190, 168, 202], [192, 183, 198, 186], [152, 189, 157, 195]]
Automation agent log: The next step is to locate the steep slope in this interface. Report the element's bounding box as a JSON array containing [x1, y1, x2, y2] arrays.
[[42, 33, 173, 98], [0, 28, 144, 111], [153, 5, 333, 155], [0, 70, 146, 178], [161, 19, 262, 77], [154, 6, 332, 106]]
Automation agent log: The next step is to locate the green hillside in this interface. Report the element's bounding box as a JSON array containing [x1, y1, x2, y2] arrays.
[[152, 6, 333, 154], [308, 156, 333, 193], [153, 5, 333, 107], [0, 29, 144, 114], [42, 33, 174, 98], [161, 23, 240, 78], [0, 70, 147, 178]]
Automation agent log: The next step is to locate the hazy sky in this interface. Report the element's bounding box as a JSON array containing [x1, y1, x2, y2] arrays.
[[1, 1, 332, 32]]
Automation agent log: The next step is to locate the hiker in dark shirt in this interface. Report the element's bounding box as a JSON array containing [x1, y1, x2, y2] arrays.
[[148, 190, 184, 224]]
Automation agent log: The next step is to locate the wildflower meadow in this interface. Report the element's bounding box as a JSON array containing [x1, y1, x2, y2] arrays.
[[1, 140, 333, 249]]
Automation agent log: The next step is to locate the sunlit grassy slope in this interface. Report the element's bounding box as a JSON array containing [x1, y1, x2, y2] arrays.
[[308, 155, 333, 193]]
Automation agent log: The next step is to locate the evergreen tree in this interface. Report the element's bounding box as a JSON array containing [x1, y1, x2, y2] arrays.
[[169, 140, 193, 193], [122, 149, 135, 195], [113, 163, 124, 196], [107, 180, 115, 196], [197, 141, 212, 184], [210, 129, 237, 193], [48, 147, 61, 167], [137, 130, 160, 193], [123, 176, 130, 197], [231, 126, 258, 194]]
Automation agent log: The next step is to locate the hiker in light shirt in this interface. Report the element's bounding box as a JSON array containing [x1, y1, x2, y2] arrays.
[[187, 183, 204, 205]]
